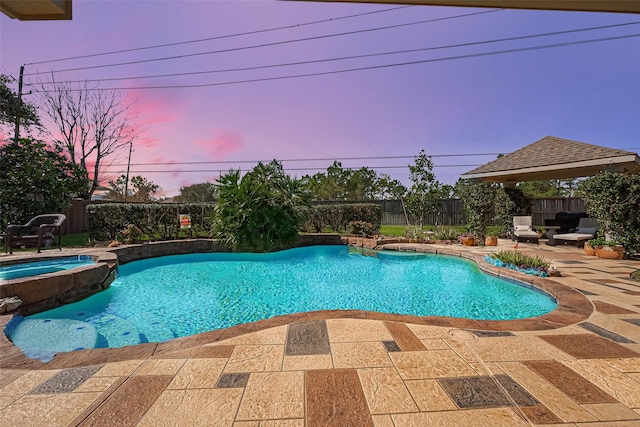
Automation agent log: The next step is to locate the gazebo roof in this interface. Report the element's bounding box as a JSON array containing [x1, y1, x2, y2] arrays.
[[460, 136, 640, 184]]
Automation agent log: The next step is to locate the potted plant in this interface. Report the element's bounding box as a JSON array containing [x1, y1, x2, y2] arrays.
[[485, 235, 498, 246], [458, 233, 476, 246], [585, 237, 605, 256], [595, 239, 625, 260]]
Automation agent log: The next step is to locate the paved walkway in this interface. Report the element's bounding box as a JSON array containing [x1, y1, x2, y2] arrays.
[[1, 240, 639, 426]]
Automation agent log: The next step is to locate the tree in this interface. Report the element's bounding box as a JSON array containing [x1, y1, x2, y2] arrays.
[[173, 182, 217, 202], [0, 139, 88, 228], [454, 179, 498, 241], [405, 150, 442, 228], [0, 74, 40, 139], [579, 171, 640, 255], [211, 160, 311, 252], [36, 77, 140, 199], [375, 173, 407, 200], [305, 162, 405, 201], [517, 179, 579, 198], [305, 161, 352, 200], [104, 175, 161, 202]]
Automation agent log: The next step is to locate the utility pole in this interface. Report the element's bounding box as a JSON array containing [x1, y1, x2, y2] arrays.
[[13, 65, 24, 144], [124, 141, 133, 200]]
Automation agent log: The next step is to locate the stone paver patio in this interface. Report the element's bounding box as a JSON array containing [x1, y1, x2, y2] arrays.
[[1, 239, 639, 426]]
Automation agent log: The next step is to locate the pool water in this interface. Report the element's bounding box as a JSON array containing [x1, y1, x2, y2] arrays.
[[0, 256, 94, 281], [6, 246, 556, 361]]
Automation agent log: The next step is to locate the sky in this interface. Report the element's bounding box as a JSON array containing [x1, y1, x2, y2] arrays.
[[1, 1, 639, 197]]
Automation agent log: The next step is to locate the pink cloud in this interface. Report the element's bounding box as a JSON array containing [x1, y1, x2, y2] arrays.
[[125, 89, 183, 126], [138, 136, 161, 149], [194, 130, 243, 160]]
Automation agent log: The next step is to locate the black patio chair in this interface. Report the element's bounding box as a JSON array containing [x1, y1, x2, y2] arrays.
[[4, 214, 66, 254]]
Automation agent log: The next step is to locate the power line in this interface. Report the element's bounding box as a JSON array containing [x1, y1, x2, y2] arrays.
[[105, 164, 483, 174], [29, 33, 640, 92], [24, 9, 503, 76], [107, 153, 503, 168], [25, 5, 414, 66], [31, 21, 640, 85]]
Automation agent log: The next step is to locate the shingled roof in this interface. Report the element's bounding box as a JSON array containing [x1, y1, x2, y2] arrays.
[[460, 136, 640, 183]]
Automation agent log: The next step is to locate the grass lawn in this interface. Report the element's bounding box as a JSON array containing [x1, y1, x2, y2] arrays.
[[379, 225, 502, 238], [61, 232, 91, 248]]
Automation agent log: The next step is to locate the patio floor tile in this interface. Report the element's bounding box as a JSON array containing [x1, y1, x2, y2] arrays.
[[283, 354, 333, 370], [562, 359, 640, 408], [306, 369, 373, 427], [464, 336, 552, 361], [138, 388, 243, 427], [357, 367, 418, 414], [77, 375, 172, 427], [326, 319, 392, 342], [285, 320, 330, 356], [0, 392, 102, 427], [582, 403, 640, 421], [438, 375, 539, 409], [539, 334, 639, 359], [522, 360, 616, 404], [236, 371, 304, 421], [216, 372, 250, 388], [518, 405, 563, 424], [224, 345, 284, 372], [167, 358, 226, 389], [390, 349, 476, 379], [332, 342, 393, 369], [384, 321, 426, 351], [593, 301, 637, 314], [390, 407, 530, 426], [497, 361, 598, 422], [29, 365, 102, 394]]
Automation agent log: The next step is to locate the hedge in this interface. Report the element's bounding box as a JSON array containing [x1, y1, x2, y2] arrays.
[[87, 203, 216, 241], [88, 202, 382, 242]]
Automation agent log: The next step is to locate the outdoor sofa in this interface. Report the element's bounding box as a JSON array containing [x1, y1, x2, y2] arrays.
[[547, 217, 597, 248]]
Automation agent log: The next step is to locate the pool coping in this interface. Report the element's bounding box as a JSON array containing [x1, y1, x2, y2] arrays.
[[0, 239, 592, 370]]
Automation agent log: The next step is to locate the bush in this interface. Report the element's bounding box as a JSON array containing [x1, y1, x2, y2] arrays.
[[304, 203, 382, 233], [0, 139, 87, 229], [210, 161, 311, 252], [488, 250, 550, 270], [348, 221, 376, 237], [579, 172, 640, 256]]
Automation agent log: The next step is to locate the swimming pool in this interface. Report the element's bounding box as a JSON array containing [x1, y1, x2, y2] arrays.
[[0, 255, 95, 281], [6, 245, 557, 360]]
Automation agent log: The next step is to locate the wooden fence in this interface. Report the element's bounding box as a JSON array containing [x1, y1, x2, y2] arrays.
[[61, 199, 93, 235], [61, 197, 587, 234], [381, 198, 585, 227]]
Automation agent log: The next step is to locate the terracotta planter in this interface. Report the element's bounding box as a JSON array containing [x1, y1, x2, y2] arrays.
[[595, 246, 624, 260], [485, 236, 498, 246], [584, 244, 597, 256], [461, 237, 475, 246]]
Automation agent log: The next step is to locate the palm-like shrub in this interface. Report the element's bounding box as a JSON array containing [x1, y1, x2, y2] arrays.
[[210, 160, 311, 252]]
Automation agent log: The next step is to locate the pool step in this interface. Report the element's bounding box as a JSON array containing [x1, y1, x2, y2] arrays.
[[88, 314, 142, 348], [8, 318, 98, 362]]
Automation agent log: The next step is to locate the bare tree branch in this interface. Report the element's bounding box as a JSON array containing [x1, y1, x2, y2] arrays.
[[36, 77, 141, 199]]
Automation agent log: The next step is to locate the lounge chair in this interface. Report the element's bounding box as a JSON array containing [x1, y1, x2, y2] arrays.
[[512, 216, 539, 244], [4, 214, 66, 254], [549, 218, 597, 248]]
